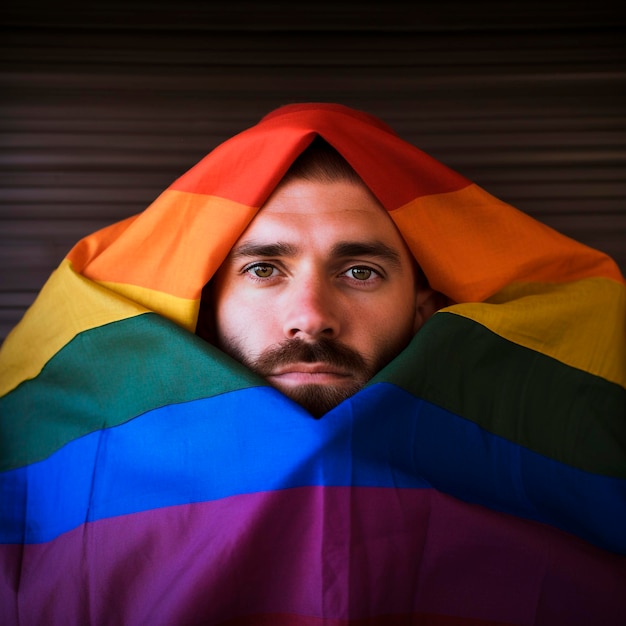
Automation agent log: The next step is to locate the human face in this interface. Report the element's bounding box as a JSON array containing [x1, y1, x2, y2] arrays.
[[211, 178, 422, 417]]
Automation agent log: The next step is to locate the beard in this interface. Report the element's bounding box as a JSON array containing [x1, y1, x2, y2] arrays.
[[218, 336, 378, 418]]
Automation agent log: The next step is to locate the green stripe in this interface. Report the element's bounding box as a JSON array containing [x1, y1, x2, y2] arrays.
[[0, 313, 264, 472], [370, 312, 626, 478], [2, 311, 625, 477]]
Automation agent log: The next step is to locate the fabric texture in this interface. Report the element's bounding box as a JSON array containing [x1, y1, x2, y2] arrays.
[[1, 102, 625, 625]]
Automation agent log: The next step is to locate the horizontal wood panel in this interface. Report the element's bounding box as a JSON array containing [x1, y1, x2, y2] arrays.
[[1, 2, 624, 341], [3, 1, 625, 31]]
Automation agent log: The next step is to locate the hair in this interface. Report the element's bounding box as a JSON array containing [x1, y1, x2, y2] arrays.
[[195, 136, 444, 342], [196, 137, 362, 343], [280, 136, 363, 185], [279, 136, 438, 299]]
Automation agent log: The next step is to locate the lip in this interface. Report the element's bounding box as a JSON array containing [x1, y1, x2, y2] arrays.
[[267, 363, 351, 385]]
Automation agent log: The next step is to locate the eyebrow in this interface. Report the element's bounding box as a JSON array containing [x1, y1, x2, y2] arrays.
[[229, 241, 299, 260], [330, 241, 403, 270], [230, 240, 403, 269]]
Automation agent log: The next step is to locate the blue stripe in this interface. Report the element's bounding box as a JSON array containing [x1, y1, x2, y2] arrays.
[[1, 383, 625, 552]]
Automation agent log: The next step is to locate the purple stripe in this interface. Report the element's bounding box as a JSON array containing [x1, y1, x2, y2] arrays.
[[2, 487, 625, 626]]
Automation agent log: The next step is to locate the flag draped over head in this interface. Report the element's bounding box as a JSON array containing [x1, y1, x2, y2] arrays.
[[1, 102, 625, 626]]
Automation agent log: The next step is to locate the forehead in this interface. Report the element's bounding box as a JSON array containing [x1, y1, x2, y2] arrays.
[[237, 179, 410, 251]]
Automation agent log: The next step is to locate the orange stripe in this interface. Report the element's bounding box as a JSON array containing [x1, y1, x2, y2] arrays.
[[391, 184, 624, 302], [66, 190, 259, 299]]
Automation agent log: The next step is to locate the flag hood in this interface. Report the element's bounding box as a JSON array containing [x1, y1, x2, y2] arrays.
[[1, 102, 625, 625]]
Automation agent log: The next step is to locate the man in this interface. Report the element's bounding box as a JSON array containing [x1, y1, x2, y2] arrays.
[[199, 137, 443, 417], [1, 103, 625, 625]]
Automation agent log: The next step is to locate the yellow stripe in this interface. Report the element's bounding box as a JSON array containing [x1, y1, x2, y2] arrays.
[[0, 260, 198, 397], [447, 277, 626, 388], [94, 279, 199, 331], [4, 267, 623, 398]]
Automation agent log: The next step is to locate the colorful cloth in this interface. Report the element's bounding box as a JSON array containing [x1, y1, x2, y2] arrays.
[[1, 103, 625, 625]]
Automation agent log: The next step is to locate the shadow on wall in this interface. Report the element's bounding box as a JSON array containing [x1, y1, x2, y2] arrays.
[[1, 1, 625, 341]]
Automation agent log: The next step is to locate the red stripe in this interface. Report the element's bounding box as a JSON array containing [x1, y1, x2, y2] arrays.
[[168, 105, 471, 210]]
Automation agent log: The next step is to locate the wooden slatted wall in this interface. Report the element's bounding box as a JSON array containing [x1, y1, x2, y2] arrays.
[[1, 1, 625, 341]]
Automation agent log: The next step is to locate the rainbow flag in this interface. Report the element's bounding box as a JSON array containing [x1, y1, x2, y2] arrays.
[[1, 103, 625, 625]]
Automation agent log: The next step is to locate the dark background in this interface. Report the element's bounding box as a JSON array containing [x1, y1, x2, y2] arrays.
[[1, 1, 625, 341]]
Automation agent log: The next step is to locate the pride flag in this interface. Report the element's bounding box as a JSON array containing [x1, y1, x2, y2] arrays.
[[1, 103, 625, 625]]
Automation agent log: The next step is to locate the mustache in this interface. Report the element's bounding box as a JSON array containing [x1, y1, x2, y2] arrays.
[[253, 337, 369, 376]]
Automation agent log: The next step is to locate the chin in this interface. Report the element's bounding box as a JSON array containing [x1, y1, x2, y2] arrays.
[[280, 382, 363, 419]]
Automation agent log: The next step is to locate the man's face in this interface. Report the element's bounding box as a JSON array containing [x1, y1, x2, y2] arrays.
[[211, 178, 423, 417]]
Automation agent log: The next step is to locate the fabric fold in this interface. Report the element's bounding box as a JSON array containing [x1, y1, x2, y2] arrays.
[[1, 102, 624, 625]]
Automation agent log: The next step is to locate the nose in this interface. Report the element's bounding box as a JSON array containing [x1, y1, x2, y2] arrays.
[[282, 277, 340, 341]]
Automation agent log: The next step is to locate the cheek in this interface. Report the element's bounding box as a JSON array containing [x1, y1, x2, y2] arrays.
[[212, 292, 247, 349], [214, 295, 277, 354], [350, 299, 416, 364]]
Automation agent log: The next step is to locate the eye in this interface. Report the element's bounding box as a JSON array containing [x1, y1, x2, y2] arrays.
[[343, 266, 380, 281], [350, 267, 373, 280], [245, 263, 277, 279]]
